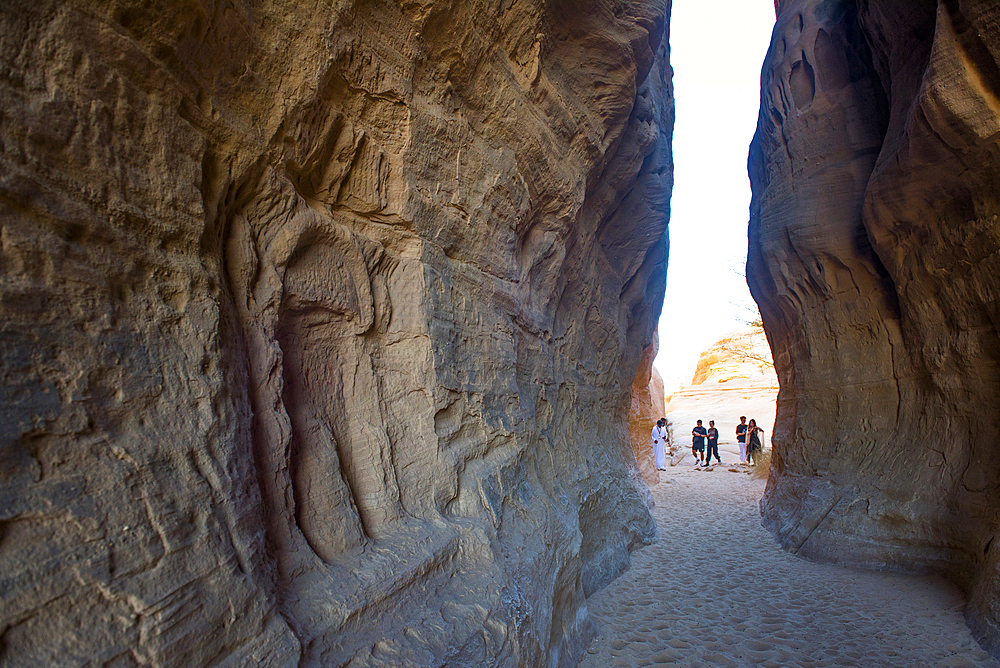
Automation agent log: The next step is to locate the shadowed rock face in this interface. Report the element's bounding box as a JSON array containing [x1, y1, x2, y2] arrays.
[[749, 0, 1000, 654], [0, 0, 672, 665]]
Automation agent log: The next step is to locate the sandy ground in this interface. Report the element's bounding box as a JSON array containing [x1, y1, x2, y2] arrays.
[[578, 462, 1000, 668]]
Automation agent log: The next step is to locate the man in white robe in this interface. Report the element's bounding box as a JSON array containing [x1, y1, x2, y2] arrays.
[[651, 419, 667, 470]]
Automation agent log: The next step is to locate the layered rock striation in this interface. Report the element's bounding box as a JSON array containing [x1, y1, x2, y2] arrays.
[[0, 1, 673, 665], [749, 0, 1000, 654]]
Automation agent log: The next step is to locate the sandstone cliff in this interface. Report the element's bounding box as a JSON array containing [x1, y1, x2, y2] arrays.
[[690, 326, 774, 387], [0, 1, 673, 665], [629, 331, 666, 485], [749, 0, 1000, 655]]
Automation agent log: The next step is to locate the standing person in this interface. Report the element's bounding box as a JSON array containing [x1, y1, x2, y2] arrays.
[[747, 418, 764, 466], [651, 419, 668, 471], [736, 416, 748, 464], [691, 420, 707, 465], [705, 420, 721, 466]]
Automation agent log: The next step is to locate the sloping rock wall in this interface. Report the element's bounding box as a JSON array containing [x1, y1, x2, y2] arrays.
[[749, 0, 1000, 654], [0, 0, 673, 665], [630, 331, 666, 485]]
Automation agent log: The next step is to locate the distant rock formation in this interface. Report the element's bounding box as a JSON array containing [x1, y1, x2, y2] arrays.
[[666, 326, 778, 466], [0, 1, 672, 665], [630, 331, 667, 485], [691, 326, 775, 387], [750, 0, 1000, 655]]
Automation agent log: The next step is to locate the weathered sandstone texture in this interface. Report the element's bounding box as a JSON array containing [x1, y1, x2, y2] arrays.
[[690, 326, 774, 388], [749, 0, 1000, 654], [629, 331, 666, 485], [0, 0, 673, 665]]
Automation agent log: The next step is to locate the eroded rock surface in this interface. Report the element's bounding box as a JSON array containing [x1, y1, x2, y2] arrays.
[[690, 326, 775, 388], [629, 331, 666, 485], [749, 0, 1000, 655], [0, 1, 673, 665]]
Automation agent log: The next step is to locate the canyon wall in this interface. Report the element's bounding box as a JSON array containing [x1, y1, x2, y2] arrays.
[[749, 0, 1000, 654], [0, 1, 673, 666], [629, 331, 666, 485]]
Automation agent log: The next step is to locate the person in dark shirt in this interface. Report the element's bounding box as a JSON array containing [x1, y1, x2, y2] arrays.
[[736, 416, 748, 464], [747, 418, 764, 466], [691, 420, 707, 465], [705, 420, 721, 466]]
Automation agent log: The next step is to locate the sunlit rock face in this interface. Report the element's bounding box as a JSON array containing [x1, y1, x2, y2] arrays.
[[0, 0, 672, 665], [690, 327, 775, 388], [749, 0, 1000, 654], [630, 330, 666, 486]]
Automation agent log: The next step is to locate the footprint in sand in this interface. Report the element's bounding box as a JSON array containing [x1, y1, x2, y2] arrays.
[[577, 469, 1000, 667]]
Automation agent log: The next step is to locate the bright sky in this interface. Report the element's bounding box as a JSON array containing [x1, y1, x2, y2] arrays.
[[654, 1, 778, 393]]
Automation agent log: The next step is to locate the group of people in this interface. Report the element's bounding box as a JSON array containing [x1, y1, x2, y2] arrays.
[[650, 416, 764, 469], [689, 416, 763, 467]]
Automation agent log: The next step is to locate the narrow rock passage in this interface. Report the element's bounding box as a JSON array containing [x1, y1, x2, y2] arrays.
[[580, 462, 999, 667]]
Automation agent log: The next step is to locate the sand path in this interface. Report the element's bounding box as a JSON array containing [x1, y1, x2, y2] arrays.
[[579, 463, 999, 668]]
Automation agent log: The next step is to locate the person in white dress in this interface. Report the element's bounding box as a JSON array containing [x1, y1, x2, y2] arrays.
[[651, 419, 668, 470]]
